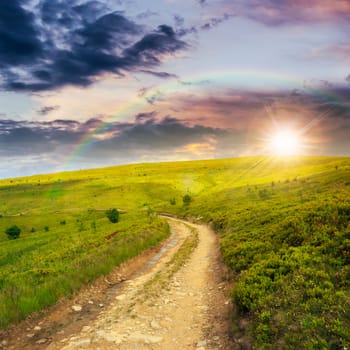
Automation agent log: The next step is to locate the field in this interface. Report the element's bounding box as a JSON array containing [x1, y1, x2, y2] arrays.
[[1, 155, 350, 349]]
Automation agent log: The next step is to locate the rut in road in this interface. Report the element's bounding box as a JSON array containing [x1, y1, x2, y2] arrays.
[[39, 218, 232, 349]]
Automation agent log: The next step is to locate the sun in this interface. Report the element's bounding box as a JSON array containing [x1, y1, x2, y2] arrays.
[[268, 129, 300, 155]]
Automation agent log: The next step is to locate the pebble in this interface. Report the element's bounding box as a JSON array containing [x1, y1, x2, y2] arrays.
[[128, 333, 163, 344], [82, 326, 91, 332], [72, 305, 82, 312], [197, 340, 207, 347], [34, 326, 42, 331], [116, 294, 126, 301], [150, 320, 161, 330], [36, 338, 48, 345], [73, 338, 91, 347]]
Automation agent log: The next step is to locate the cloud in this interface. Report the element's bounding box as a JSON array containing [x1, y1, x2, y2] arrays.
[[136, 10, 158, 20], [0, 114, 229, 177], [37, 105, 60, 115], [173, 15, 185, 27], [0, 0, 43, 66], [200, 13, 234, 30], [135, 111, 157, 122], [1, 85, 350, 177], [139, 70, 178, 79], [211, 0, 350, 26], [0, 1, 188, 92], [0, 115, 225, 157]]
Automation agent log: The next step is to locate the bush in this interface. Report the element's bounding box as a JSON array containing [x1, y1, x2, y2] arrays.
[[106, 208, 119, 223], [44, 226, 49, 232], [170, 198, 176, 205], [5, 225, 21, 240], [183, 194, 192, 205]]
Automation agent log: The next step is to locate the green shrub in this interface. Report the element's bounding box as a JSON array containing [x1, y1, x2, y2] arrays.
[[183, 194, 192, 205], [5, 225, 21, 240], [106, 208, 119, 223]]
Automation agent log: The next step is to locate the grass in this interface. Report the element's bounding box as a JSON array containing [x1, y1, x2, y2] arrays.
[[0, 155, 349, 349], [0, 210, 169, 327]]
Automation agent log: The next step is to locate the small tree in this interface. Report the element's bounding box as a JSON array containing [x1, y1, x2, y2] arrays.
[[6, 225, 21, 240], [183, 194, 192, 206], [106, 208, 119, 223]]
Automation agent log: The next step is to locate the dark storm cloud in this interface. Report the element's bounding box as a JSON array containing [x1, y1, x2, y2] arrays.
[[0, 0, 43, 66], [0, 1, 188, 92], [88, 116, 228, 160], [0, 115, 226, 161]]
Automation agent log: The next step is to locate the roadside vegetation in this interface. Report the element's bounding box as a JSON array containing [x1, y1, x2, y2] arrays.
[[0, 155, 349, 348]]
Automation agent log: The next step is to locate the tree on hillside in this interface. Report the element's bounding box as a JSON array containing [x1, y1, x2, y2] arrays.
[[5, 225, 21, 240], [106, 208, 119, 223]]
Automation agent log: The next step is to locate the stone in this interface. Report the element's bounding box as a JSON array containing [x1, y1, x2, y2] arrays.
[[82, 326, 91, 332], [116, 294, 126, 301], [27, 334, 35, 338], [197, 340, 207, 347], [73, 338, 91, 347], [128, 333, 162, 344], [72, 305, 82, 312], [34, 326, 42, 331], [96, 330, 124, 344], [36, 338, 48, 345], [150, 320, 161, 330]]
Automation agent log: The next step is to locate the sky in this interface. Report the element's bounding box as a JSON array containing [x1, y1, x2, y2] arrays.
[[1, 0, 350, 178]]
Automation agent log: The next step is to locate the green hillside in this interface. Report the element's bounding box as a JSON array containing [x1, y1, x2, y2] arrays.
[[1, 156, 349, 349]]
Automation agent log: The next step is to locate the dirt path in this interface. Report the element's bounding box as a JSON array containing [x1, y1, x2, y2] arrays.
[[2, 218, 233, 350]]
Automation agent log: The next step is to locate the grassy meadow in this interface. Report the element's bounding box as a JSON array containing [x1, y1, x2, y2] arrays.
[[1, 155, 350, 348]]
